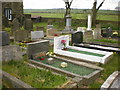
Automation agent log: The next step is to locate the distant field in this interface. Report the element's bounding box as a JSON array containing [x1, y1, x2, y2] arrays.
[[26, 13, 118, 21], [24, 9, 118, 21]]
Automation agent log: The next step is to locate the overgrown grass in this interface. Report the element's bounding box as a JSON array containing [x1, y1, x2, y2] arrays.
[[2, 60, 67, 88], [89, 53, 119, 88]]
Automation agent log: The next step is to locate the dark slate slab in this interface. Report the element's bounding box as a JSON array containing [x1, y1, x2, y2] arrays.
[[27, 40, 49, 59], [0, 31, 10, 46], [71, 31, 83, 44]]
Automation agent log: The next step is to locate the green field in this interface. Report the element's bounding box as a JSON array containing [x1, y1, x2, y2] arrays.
[[24, 9, 119, 21]]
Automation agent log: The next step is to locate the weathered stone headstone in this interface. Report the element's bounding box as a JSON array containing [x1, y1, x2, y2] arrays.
[[83, 31, 93, 42], [1, 45, 23, 62], [0, 31, 10, 46], [14, 30, 29, 42], [46, 28, 60, 37], [71, 31, 83, 44], [93, 24, 102, 39], [36, 26, 44, 31], [27, 40, 49, 59], [24, 19, 33, 30], [47, 25, 53, 29], [12, 18, 20, 32], [31, 31, 44, 41]]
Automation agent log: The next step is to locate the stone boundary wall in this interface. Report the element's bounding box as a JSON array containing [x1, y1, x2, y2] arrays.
[[1, 70, 33, 88], [40, 17, 119, 29]]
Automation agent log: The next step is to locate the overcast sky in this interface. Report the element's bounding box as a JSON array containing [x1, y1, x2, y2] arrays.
[[23, 0, 119, 10]]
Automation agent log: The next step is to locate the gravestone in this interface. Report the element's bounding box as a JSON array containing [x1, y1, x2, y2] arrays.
[[1, 45, 23, 62], [93, 24, 102, 39], [36, 26, 44, 31], [24, 19, 33, 31], [31, 31, 44, 41], [14, 30, 29, 42], [12, 18, 20, 32], [46, 28, 60, 37], [27, 40, 49, 59], [101, 28, 107, 37], [106, 27, 112, 37], [47, 25, 53, 29], [0, 31, 10, 46], [83, 31, 93, 42], [77, 27, 82, 31], [71, 31, 83, 44]]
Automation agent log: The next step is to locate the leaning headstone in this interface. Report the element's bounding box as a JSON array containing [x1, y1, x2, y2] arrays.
[[1, 45, 23, 62], [31, 31, 44, 41], [24, 19, 33, 31], [47, 25, 53, 29], [14, 30, 29, 42], [71, 31, 83, 44], [27, 40, 49, 59], [0, 31, 10, 46], [12, 18, 20, 32]]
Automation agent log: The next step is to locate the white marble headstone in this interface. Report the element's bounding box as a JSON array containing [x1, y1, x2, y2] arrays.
[[54, 35, 69, 51], [31, 31, 44, 40]]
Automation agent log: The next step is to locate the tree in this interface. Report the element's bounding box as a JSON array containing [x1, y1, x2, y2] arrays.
[[92, 0, 105, 26], [64, 0, 73, 18]]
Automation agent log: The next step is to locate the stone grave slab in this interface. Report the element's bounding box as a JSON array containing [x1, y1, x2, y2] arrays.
[[54, 35, 113, 64], [31, 31, 44, 41], [27, 40, 49, 59], [0, 31, 10, 46]]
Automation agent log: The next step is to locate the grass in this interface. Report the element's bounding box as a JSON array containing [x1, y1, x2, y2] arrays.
[[34, 57, 95, 76], [26, 13, 118, 22], [2, 60, 67, 88], [89, 53, 119, 88], [67, 48, 105, 57], [94, 38, 118, 44]]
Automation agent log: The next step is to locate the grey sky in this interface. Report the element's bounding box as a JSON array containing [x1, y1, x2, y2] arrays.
[[23, 0, 119, 10]]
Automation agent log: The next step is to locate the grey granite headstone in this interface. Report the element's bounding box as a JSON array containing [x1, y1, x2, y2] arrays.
[[24, 19, 33, 30], [1, 45, 23, 62], [27, 40, 49, 59], [71, 31, 83, 44], [0, 31, 10, 46], [12, 18, 20, 32], [31, 31, 44, 41], [14, 30, 29, 42]]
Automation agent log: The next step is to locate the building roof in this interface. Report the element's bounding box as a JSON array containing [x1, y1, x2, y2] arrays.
[[0, 0, 23, 2]]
